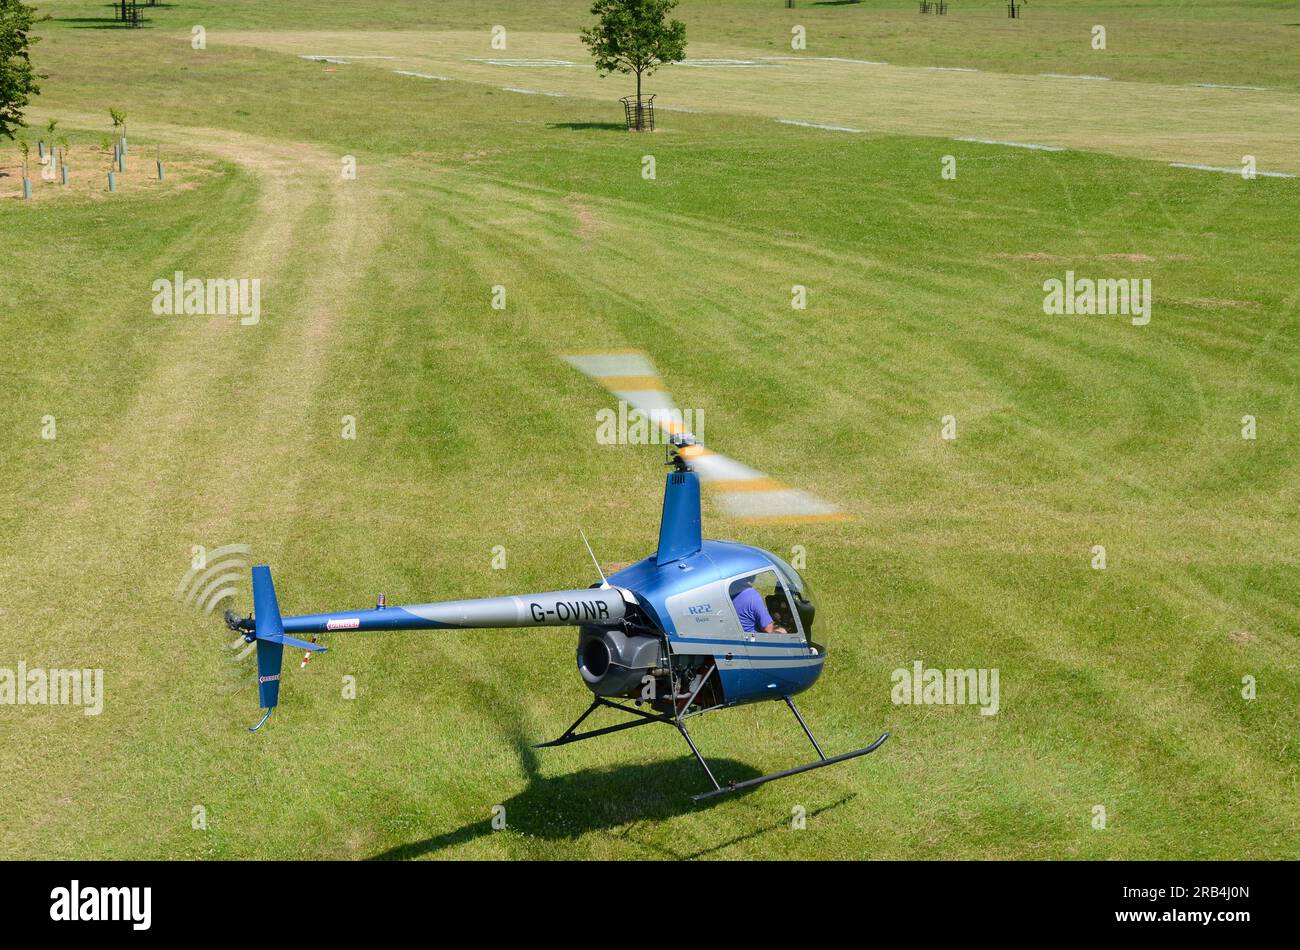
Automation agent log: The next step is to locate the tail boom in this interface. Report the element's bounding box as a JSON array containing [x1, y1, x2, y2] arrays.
[[279, 588, 628, 636], [239, 569, 628, 731]]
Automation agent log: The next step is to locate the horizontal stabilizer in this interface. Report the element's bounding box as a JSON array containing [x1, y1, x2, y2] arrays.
[[273, 633, 327, 653]]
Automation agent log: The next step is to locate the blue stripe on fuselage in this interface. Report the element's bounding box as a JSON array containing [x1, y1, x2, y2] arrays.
[[280, 606, 459, 635], [677, 635, 812, 650]]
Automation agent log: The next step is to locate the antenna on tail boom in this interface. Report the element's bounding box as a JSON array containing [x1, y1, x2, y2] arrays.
[[580, 530, 611, 589]]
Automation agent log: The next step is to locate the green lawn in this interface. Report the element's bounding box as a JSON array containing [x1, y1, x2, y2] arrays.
[[0, 0, 1296, 859]]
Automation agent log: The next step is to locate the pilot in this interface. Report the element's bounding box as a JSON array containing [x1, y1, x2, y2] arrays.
[[731, 578, 787, 635]]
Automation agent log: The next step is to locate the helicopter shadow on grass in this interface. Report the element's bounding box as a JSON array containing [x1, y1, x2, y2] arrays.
[[369, 751, 767, 860], [546, 122, 628, 132], [370, 712, 860, 859], [370, 737, 859, 860], [366, 648, 856, 859], [369, 653, 756, 858]]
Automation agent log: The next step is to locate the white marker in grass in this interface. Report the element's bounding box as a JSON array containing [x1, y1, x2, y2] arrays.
[[953, 137, 1065, 152], [393, 70, 451, 81], [1169, 162, 1295, 179], [469, 58, 583, 67], [776, 119, 864, 133]]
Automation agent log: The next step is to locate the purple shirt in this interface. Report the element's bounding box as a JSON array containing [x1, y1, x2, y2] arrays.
[[732, 587, 773, 633]]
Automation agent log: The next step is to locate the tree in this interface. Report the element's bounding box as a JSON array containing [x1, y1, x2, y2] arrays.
[[0, 0, 44, 140], [580, 0, 687, 105]]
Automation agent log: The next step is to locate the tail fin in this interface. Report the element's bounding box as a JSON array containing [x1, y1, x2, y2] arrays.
[[248, 565, 326, 731], [656, 470, 702, 565]]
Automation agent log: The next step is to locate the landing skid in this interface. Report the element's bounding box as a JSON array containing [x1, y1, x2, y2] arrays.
[[534, 693, 889, 801]]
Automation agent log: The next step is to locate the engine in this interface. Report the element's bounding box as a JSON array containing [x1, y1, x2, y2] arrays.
[[576, 625, 664, 697]]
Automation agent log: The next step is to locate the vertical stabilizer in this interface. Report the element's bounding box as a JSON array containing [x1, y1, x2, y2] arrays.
[[656, 470, 702, 564], [247, 565, 326, 731], [251, 565, 285, 722]]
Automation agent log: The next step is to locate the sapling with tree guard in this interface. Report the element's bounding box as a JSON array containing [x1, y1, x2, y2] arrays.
[[109, 107, 127, 171], [39, 116, 54, 159], [110, 107, 126, 156], [18, 138, 31, 199], [102, 136, 116, 191]]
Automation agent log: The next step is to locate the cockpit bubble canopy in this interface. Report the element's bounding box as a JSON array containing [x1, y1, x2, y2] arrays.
[[763, 551, 817, 639]]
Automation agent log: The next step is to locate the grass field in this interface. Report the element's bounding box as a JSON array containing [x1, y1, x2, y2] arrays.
[[1, 0, 1297, 860]]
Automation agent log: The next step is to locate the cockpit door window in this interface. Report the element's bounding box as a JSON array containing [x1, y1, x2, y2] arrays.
[[726, 569, 805, 641]]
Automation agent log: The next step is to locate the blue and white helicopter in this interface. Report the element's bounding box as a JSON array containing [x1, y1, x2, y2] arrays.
[[228, 352, 888, 800]]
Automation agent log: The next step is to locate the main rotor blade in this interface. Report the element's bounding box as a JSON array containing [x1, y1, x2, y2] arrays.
[[686, 448, 843, 522], [562, 351, 691, 436], [561, 351, 845, 523]]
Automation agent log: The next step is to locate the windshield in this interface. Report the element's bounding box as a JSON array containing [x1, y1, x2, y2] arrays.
[[765, 553, 816, 637], [767, 553, 814, 603]]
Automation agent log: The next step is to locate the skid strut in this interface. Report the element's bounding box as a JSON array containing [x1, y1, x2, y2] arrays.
[[534, 692, 888, 800], [532, 697, 672, 749]]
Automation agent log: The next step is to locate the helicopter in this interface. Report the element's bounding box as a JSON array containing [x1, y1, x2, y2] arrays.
[[227, 352, 889, 800]]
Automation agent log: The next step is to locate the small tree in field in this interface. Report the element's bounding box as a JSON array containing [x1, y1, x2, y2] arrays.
[[0, 0, 45, 140], [580, 0, 686, 108], [109, 107, 126, 147], [40, 115, 54, 159]]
